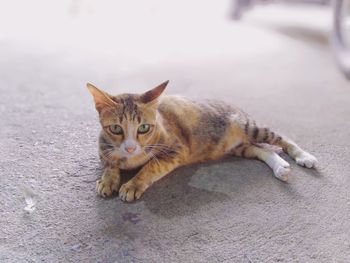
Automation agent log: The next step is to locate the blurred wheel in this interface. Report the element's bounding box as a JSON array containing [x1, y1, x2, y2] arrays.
[[332, 0, 350, 79]]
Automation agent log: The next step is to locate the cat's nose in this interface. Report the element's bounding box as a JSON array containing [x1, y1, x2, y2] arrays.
[[125, 146, 136, 153]]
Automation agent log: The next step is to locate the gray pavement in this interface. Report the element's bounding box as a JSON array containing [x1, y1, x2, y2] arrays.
[[1, 2, 350, 263]]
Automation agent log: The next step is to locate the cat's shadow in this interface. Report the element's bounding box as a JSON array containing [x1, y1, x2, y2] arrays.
[[135, 156, 288, 218], [140, 163, 229, 218], [116, 161, 232, 218], [93, 155, 320, 220], [140, 155, 323, 218]]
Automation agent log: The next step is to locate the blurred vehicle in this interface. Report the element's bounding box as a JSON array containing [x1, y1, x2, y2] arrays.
[[232, 0, 350, 79]]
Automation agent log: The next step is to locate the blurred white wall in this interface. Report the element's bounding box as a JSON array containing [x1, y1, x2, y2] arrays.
[[0, 1, 330, 65], [0, 0, 334, 96]]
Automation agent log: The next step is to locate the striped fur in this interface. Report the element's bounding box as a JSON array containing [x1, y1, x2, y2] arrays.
[[87, 81, 318, 202]]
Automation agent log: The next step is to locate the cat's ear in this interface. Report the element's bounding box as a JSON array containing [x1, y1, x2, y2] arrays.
[[86, 83, 116, 112], [140, 80, 169, 104]]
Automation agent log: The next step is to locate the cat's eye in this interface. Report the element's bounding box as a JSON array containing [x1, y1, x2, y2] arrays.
[[138, 124, 150, 134], [109, 124, 123, 135]]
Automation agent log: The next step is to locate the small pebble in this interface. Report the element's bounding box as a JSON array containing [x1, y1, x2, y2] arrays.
[[70, 244, 81, 252]]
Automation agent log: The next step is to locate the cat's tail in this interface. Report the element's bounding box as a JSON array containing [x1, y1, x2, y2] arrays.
[[244, 119, 283, 145]]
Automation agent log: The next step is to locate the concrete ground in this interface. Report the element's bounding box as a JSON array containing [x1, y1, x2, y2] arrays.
[[1, 1, 350, 262]]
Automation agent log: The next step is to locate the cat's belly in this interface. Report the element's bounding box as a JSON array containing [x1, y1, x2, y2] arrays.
[[183, 120, 247, 163]]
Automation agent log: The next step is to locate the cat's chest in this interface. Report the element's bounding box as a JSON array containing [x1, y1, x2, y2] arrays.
[[118, 154, 150, 170]]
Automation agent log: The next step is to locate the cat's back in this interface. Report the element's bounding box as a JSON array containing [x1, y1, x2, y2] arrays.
[[158, 95, 243, 121], [158, 95, 200, 133], [158, 95, 246, 159], [158, 95, 198, 118]]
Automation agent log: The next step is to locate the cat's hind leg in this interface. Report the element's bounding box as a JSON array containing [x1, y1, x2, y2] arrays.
[[277, 138, 318, 168], [259, 128, 318, 168], [243, 121, 318, 169], [234, 144, 291, 181]]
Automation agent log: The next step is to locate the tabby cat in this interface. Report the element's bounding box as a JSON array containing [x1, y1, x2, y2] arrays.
[[87, 81, 317, 202]]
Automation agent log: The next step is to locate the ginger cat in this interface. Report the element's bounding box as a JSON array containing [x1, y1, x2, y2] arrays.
[[87, 81, 318, 202]]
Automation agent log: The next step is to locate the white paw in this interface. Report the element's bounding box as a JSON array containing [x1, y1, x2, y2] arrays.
[[274, 165, 291, 182], [266, 154, 290, 181], [295, 152, 318, 169]]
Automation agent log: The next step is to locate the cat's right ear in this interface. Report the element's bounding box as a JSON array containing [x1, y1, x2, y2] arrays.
[[86, 83, 116, 113]]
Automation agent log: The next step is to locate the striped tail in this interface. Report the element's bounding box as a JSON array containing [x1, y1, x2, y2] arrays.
[[244, 119, 283, 145]]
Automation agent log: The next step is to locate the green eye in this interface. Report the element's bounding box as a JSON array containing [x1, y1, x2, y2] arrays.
[[138, 124, 150, 134], [109, 124, 123, 135]]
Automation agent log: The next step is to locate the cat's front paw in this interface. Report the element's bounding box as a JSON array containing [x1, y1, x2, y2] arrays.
[[119, 181, 147, 202], [295, 152, 318, 169], [96, 170, 121, 198]]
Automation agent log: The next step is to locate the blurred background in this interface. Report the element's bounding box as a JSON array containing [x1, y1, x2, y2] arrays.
[[1, 0, 349, 93]]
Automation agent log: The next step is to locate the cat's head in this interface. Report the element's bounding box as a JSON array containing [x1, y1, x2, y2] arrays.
[[87, 81, 168, 161]]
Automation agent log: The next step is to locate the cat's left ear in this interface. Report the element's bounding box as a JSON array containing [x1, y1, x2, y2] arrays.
[[140, 80, 169, 105]]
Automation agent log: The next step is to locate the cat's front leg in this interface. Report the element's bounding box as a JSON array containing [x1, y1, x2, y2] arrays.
[[119, 158, 179, 202], [96, 167, 121, 197]]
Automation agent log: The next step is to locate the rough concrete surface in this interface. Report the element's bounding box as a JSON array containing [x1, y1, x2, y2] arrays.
[[1, 1, 350, 262]]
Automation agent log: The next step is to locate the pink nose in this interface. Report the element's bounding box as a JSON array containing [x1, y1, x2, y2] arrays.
[[125, 146, 136, 153]]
